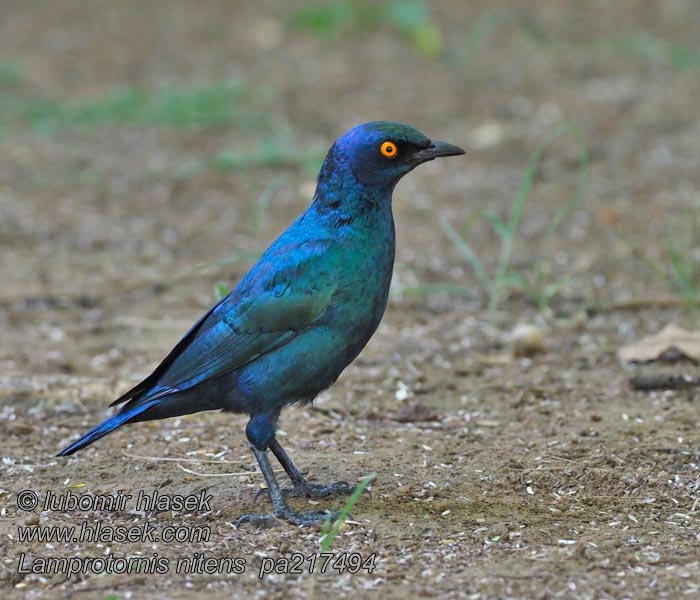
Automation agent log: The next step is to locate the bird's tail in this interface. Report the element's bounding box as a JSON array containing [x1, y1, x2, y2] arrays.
[[56, 397, 161, 457]]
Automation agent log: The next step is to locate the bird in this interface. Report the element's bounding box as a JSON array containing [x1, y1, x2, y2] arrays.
[[57, 121, 465, 526]]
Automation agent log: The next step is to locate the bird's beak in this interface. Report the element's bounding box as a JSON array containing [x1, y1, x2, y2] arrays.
[[430, 140, 466, 158], [413, 140, 466, 164]]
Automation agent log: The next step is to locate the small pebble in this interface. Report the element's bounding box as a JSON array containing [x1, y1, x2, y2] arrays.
[[511, 324, 546, 357]]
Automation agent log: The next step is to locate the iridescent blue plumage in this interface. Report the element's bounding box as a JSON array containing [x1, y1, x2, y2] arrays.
[[57, 121, 464, 525]]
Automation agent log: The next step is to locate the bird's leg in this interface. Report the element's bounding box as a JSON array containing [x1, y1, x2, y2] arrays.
[[236, 445, 340, 527], [267, 437, 356, 499], [237, 412, 341, 527]]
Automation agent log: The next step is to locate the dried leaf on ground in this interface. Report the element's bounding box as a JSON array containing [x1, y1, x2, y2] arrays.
[[618, 324, 700, 363]]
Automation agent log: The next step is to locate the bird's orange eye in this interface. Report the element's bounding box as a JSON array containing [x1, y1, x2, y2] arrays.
[[380, 141, 398, 158]]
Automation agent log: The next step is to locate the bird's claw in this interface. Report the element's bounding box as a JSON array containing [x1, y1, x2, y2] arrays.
[[236, 507, 342, 528], [254, 480, 356, 502]]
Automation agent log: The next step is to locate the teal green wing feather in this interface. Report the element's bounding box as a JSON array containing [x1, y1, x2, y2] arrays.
[[156, 241, 339, 390]]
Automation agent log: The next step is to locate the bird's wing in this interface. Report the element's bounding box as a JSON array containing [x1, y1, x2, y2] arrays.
[[110, 296, 227, 406], [112, 239, 339, 405]]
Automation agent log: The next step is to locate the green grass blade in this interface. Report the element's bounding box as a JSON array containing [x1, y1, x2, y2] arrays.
[[439, 216, 492, 299], [482, 209, 511, 241], [213, 282, 229, 301], [320, 472, 377, 553], [541, 125, 589, 247]]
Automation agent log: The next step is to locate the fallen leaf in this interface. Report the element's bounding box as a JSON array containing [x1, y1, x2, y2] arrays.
[[618, 324, 700, 363]]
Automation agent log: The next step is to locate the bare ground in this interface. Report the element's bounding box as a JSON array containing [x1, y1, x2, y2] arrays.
[[2, 1, 700, 598]]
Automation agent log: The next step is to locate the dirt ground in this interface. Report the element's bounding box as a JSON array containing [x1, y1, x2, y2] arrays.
[[2, 1, 700, 598]]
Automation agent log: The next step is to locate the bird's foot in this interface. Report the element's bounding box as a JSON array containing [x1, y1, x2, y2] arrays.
[[236, 507, 342, 528], [255, 480, 355, 502], [291, 480, 356, 499]]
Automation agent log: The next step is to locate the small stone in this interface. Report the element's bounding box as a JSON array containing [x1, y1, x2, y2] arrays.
[[511, 324, 546, 358]]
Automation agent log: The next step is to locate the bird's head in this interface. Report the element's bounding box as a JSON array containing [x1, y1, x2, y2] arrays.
[[322, 121, 465, 190]]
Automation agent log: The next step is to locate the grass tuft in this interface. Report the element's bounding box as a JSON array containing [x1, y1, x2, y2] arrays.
[[450, 12, 700, 73], [291, 0, 441, 56], [611, 34, 700, 70], [213, 282, 229, 302], [0, 62, 23, 86], [1, 80, 268, 133], [213, 140, 324, 176], [619, 208, 700, 309], [664, 211, 700, 305], [440, 124, 589, 312]]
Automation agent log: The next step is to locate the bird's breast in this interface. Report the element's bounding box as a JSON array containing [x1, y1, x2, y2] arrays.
[[328, 227, 395, 353]]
